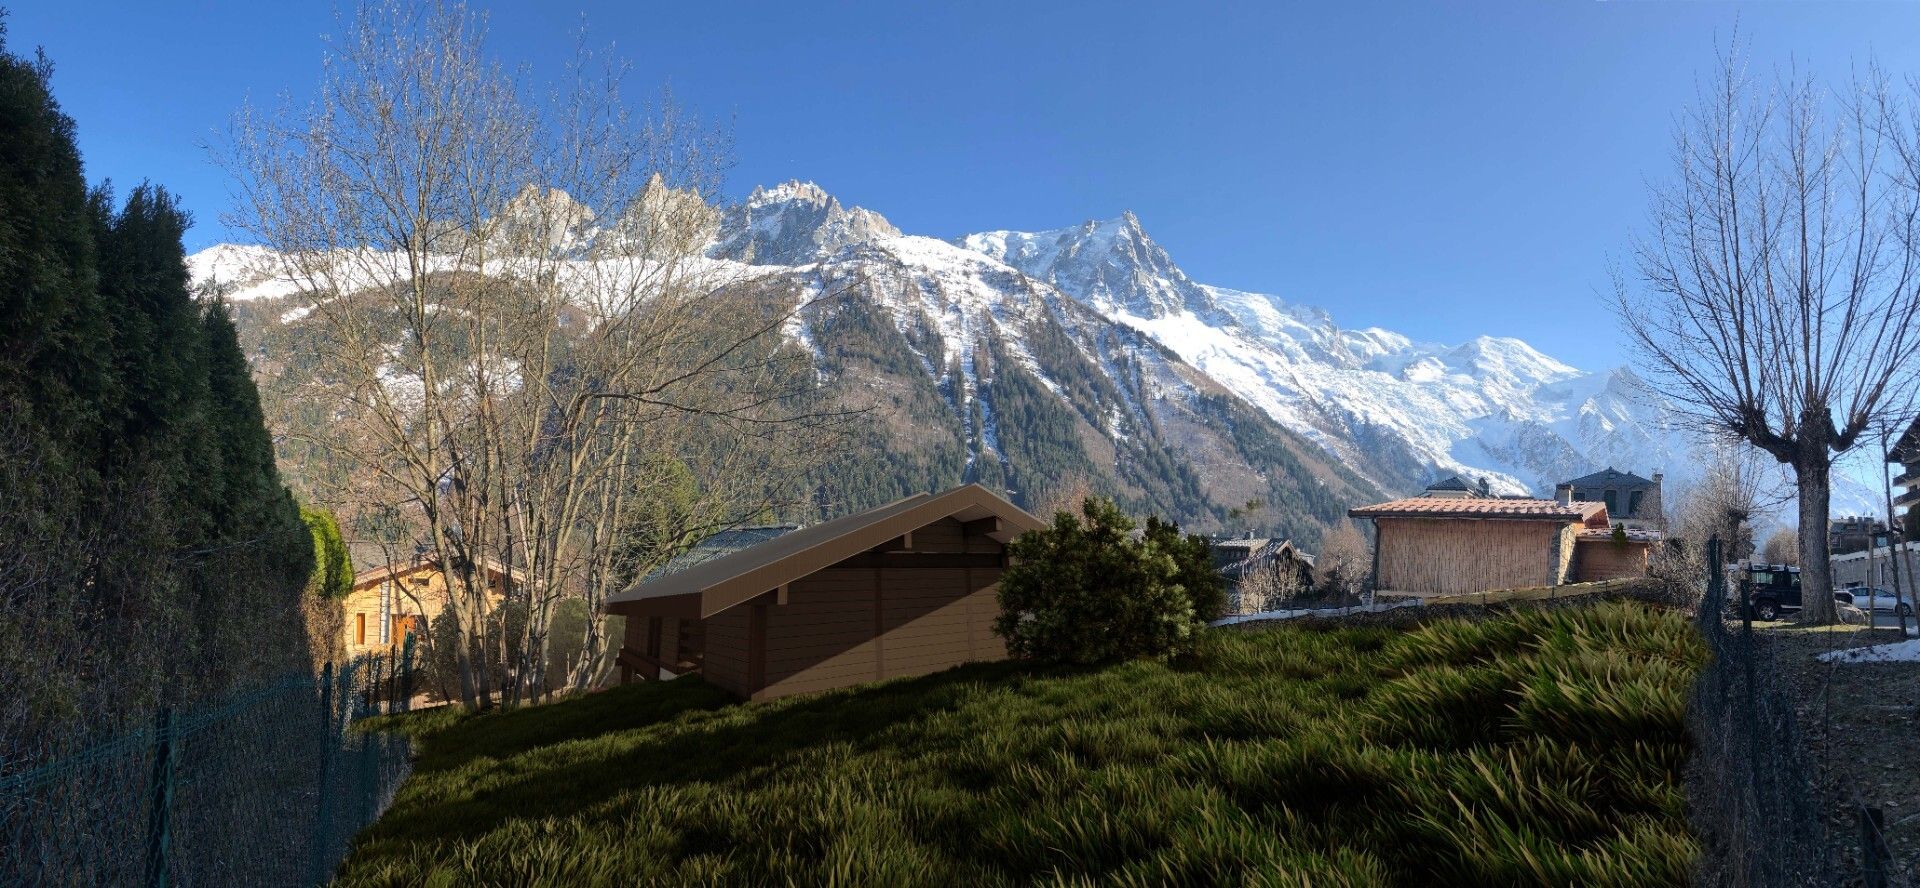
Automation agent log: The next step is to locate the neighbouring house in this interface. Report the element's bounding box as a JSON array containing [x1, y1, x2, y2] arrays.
[[1893, 415, 1920, 536], [342, 556, 518, 658], [1828, 516, 1889, 556], [1350, 486, 1656, 597], [602, 484, 1044, 702], [1831, 540, 1920, 590], [1561, 467, 1664, 530], [1210, 536, 1315, 610], [1422, 474, 1490, 499]]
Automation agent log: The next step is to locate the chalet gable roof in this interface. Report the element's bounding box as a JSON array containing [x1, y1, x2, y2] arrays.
[[1564, 467, 1656, 489], [604, 484, 1044, 619], [350, 555, 525, 590], [1425, 475, 1476, 492]]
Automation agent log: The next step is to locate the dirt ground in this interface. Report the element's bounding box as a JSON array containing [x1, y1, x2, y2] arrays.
[[1765, 621, 1920, 886]]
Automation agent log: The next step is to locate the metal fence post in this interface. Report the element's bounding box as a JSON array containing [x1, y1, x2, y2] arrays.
[[310, 661, 335, 885], [400, 632, 416, 714], [1861, 804, 1889, 888], [143, 706, 176, 888]]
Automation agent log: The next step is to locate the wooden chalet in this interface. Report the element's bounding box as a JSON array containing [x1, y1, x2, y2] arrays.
[[602, 485, 1044, 701], [1350, 488, 1655, 597], [343, 556, 518, 656]]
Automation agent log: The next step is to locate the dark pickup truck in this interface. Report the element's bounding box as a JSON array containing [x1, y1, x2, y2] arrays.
[[1736, 564, 1855, 621]]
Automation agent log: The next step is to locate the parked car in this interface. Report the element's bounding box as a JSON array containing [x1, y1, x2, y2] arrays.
[[1835, 586, 1914, 617], [1739, 565, 1857, 621]]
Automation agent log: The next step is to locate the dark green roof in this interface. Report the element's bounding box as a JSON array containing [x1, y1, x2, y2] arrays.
[[1425, 475, 1475, 492], [1565, 467, 1655, 489], [647, 526, 799, 579]]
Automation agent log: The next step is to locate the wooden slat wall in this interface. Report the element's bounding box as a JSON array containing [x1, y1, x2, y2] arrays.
[[902, 518, 1002, 554], [748, 562, 1008, 701], [1375, 517, 1560, 597], [659, 616, 680, 666], [1573, 539, 1650, 582], [703, 607, 752, 696]]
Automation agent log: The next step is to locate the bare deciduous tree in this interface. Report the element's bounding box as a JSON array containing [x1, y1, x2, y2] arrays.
[[1233, 556, 1305, 615], [1761, 529, 1800, 566], [1653, 439, 1785, 600], [1315, 521, 1371, 602], [1616, 53, 1920, 622], [222, 1, 850, 708]]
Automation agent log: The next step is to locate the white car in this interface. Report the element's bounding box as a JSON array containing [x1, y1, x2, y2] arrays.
[[1836, 586, 1914, 617]]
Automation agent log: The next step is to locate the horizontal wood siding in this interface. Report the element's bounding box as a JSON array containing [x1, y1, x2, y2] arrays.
[[703, 607, 752, 697], [1375, 517, 1561, 597], [1573, 539, 1651, 582], [905, 517, 1002, 554], [747, 562, 1008, 701], [659, 616, 679, 666]]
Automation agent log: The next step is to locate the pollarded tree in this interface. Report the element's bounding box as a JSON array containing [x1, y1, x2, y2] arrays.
[[1616, 53, 1920, 622]]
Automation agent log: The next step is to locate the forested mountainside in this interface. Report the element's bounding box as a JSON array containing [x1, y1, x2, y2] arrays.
[[206, 178, 1880, 543]]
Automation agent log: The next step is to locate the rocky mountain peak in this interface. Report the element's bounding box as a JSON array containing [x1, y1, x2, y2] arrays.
[[956, 212, 1219, 320], [709, 180, 899, 265]]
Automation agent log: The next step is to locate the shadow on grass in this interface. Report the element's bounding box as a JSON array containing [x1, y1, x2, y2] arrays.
[[354, 659, 1071, 860]]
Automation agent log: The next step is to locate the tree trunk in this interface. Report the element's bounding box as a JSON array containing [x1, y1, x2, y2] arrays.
[[1796, 457, 1837, 624]]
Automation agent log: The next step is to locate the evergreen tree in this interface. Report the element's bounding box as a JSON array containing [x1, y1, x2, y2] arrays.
[[1143, 515, 1227, 623], [0, 29, 313, 748]]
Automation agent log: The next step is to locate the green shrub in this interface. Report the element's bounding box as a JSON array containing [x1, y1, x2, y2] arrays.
[[1142, 515, 1227, 623], [993, 497, 1200, 664]]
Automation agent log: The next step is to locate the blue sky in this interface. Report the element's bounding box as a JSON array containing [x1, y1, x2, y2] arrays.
[[10, 1, 1920, 372]]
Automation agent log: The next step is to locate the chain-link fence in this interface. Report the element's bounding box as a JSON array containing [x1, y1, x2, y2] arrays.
[[1690, 536, 1839, 887], [0, 639, 416, 887]]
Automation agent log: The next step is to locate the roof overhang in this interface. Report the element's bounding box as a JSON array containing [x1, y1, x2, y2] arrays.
[[604, 484, 1044, 620]]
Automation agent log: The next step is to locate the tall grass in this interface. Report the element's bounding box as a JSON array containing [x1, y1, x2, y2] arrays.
[[337, 601, 1704, 887]]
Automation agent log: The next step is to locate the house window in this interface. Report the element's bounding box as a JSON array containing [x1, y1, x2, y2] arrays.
[[1627, 491, 1643, 516], [355, 613, 367, 645], [1603, 490, 1618, 513]]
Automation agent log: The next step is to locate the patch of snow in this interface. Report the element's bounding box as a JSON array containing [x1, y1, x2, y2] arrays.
[[1816, 634, 1920, 663]]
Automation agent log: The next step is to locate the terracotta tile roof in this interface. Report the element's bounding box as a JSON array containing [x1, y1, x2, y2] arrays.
[[1348, 496, 1606, 522]]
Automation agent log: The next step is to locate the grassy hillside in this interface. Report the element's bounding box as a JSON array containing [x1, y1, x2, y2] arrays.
[[338, 601, 1703, 887]]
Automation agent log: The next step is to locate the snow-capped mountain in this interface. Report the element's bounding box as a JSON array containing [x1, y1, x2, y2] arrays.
[[955, 207, 1885, 515], [959, 212, 1672, 497], [195, 178, 1883, 530]]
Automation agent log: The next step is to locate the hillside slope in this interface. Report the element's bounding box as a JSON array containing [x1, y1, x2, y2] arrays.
[[336, 601, 1705, 886]]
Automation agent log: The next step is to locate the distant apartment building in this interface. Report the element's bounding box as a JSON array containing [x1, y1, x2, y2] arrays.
[[1828, 516, 1889, 556], [1559, 468, 1664, 531], [1895, 415, 1920, 538]]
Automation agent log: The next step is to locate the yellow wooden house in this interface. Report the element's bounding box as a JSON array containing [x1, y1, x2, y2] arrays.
[[343, 556, 517, 657]]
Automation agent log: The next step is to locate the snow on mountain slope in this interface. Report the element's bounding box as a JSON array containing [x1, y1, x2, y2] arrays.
[[960, 206, 1815, 505], [190, 178, 1886, 520]]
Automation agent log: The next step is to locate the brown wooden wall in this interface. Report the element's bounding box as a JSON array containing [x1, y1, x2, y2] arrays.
[[619, 517, 1012, 700], [702, 607, 754, 697], [1573, 538, 1651, 582], [751, 564, 1005, 700], [1374, 517, 1566, 596]]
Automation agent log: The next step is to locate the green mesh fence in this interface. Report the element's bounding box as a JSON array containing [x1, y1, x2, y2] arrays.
[[0, 637, 415, 887]]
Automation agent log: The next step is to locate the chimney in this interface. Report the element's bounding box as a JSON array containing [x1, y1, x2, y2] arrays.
[[1554, 483, 1574, 506]]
